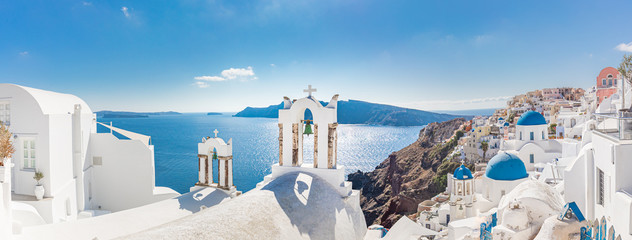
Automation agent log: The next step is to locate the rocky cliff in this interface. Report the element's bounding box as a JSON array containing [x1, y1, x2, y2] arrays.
[[348, 118, 468, 228]]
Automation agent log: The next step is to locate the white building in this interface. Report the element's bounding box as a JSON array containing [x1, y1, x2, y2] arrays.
[[0, 84, 178, 230], [563, 111, 632, 240], [481, 153, 529, 204], [502, 111, 562, 171]]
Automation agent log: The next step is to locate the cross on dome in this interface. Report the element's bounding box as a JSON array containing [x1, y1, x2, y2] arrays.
[[214, 129, 219, 138], [304, 85, 317, 97]]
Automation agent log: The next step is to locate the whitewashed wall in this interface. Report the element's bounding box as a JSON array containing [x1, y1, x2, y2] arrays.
[[87, 133, 178, 212]]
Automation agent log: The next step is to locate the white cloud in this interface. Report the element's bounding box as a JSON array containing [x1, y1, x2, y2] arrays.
[[82, 1, 92, 6], [19, 51, 28, 56], [121, 6, 131, 18], [616, 42, 632, 52], [221, 66, 257, 81], [270, 63, 276, 67], [194, 81, 210, 88], [193, 66, 257, 88], [194, 76, 226, 82]]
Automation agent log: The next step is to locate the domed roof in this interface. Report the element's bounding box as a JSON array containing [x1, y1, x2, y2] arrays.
[[503, 122, 510, 127], [485, 152, 528, 181], [453, 164, 473, 180], [597, 67, 620, 80], [498, 117, 504, 121], [516, 111, 546, 126]]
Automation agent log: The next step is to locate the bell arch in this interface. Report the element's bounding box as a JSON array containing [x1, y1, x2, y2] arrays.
[[196, 131, 233, 189], [278, 87, 338, 169]]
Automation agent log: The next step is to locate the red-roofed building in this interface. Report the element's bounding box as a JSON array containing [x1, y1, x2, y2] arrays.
[[596, 67, 621, 105]]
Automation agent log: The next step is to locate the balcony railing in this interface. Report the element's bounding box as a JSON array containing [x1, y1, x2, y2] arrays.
[[594, 112, 632, 140]]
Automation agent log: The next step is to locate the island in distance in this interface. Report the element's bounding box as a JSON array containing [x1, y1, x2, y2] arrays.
[[234, 99, 470, 126], [96, 111, 182, 118], [207, 112, 223, 115]]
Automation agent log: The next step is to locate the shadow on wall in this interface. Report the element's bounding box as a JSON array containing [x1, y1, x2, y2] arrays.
[[262, 172, 344, 239], [177, 187, 230, 213]]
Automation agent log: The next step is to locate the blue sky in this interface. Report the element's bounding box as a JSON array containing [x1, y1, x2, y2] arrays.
[[1, 0, 632, 112]]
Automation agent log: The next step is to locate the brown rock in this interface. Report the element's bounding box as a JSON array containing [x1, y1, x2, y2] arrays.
[[348, 118, 467, 228]]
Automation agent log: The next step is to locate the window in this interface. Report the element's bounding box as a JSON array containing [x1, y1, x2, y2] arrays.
[[602, 79, 606, 86], [609, 79, 612, 86], [530, 154, 534, 163], [23, 139, 36, 169], [530, 132, 534, 141], [598, 168, 604, 206], [0, 102, 9, 126], [520, 132, 522, 140], [92, 156, 102, 166], [615, 79, 617, 86], [542, 131, 545, 139]]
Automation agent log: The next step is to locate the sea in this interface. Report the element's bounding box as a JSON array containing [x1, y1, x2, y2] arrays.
[[97, 113, 424, 194]]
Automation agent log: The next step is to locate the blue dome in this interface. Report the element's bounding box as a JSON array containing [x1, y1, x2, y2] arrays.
[[503, 122, 510, 127], [485, 152, 528, 181], [453, 164, 473, 180], [516, 111, 546, 126], [498, 117, 504, 121]]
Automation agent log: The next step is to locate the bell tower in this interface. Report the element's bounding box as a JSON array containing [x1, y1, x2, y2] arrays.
[[193, 129, 239, 197], [277, 85, 339, 169], [449, 164, 475, 220], [259, 86, 353, 198]]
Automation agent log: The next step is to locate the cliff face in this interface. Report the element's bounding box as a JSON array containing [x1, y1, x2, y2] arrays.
[[348, 118, 467, 228]]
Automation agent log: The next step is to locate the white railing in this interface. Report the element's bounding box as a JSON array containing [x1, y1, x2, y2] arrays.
[[594, 112, 632, 140]]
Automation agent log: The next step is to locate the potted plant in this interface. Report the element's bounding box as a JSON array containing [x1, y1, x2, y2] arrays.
[[33, 170, 45, 200], [0, 123, 15, 181]]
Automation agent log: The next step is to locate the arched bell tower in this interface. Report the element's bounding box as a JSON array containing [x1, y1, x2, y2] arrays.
[[449, 164, 475, 220], [195, 129, 238, 195], [259, 86, 353, 198], [278, 85, 339, 169]]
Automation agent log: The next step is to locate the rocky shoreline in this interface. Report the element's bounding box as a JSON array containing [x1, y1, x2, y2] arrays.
[[348, 118, 469, 228]]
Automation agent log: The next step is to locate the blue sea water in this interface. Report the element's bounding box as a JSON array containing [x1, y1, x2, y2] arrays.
[[97, 113, 424, 193]]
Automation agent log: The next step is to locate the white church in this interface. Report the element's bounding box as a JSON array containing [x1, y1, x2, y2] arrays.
[[501, 111, 563, 172]]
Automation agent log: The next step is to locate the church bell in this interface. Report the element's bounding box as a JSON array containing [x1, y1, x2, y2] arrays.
[[303, 120, 314, 136]]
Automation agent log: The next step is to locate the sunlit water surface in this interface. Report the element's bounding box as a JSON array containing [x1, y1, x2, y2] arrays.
[[98, 113, 424, 193]]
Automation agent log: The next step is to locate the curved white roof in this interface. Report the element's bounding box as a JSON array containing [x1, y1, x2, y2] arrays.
[[122, 172, 367, 239], [1, 83, 92, 114]]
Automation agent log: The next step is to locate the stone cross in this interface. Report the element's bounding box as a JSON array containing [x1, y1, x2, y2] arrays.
[[214, 129, 219, 138], [304, 85, 317, 97]]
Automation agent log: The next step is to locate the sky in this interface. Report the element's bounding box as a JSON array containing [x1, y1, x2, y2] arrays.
[[1, 0, 632, 112]]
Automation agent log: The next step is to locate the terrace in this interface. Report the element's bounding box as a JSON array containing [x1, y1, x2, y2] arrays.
[[594, 112, 632, 141]]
